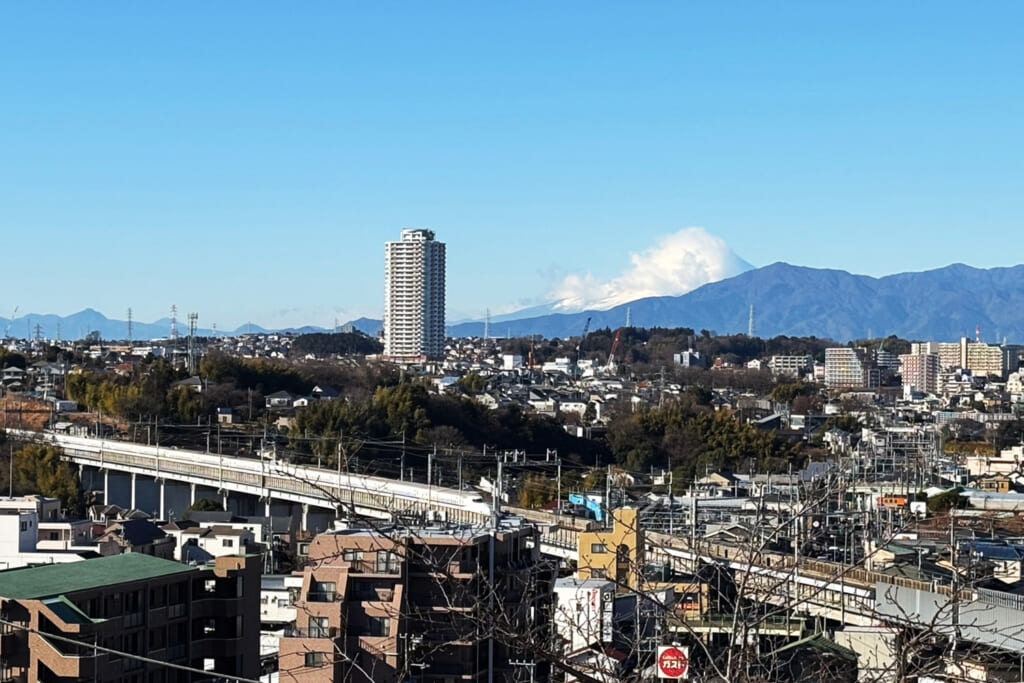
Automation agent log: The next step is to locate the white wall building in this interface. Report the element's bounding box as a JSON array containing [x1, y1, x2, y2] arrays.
[[261, 574, 303, 626], [825, 348, 866, 389], [768, 355, 813, 378], [553, 577, 615, 657], [383, 228, 446, 360], [0, 507, 87, 570]]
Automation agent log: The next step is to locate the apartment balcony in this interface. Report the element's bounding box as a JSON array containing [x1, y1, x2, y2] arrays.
[[283, 627, 340, 639], [306, 591, 342, 603], [348, 560, 401, 576]]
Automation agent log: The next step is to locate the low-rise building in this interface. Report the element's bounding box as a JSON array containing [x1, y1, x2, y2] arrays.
[[0, 552, 260, 682]]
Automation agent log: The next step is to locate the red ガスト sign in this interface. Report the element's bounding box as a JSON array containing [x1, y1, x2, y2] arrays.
[[657, 646, 689, 679]]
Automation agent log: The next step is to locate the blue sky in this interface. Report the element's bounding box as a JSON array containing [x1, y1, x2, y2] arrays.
[[2, 3, 1022, 330]]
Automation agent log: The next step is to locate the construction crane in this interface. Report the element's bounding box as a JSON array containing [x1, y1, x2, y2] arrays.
[[575, 316, 592, 367], [606, 328, 622, 372]]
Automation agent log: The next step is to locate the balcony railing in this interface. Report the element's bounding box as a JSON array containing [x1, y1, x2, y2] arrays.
[[349, 560, 400, 575], [283, 627, 339, 639], [123, 611, 144, 628], [306, 591, 340, 603]]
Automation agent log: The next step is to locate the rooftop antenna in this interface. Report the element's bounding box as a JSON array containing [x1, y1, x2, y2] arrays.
[[484, 308, 490, 342], [748, 304, 755, 337], [170, 305, 178, 342], [127, 307, 133, 342], [975, 325, 981, 343]]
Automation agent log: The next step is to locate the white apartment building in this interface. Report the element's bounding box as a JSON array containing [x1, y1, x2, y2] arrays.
[[383, 228, 446, 360], [824, 348, 866, 389], [966, 341, 1004, 378], [768, 355, 813, 378], [913, 338, 1005, 377]]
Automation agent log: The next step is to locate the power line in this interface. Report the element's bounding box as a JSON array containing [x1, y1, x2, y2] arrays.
[[0, 616, 262, 683]]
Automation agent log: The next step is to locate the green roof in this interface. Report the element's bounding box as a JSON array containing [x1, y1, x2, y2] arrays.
[[42, 596, 100, 625], [0, 554, 195, 600]]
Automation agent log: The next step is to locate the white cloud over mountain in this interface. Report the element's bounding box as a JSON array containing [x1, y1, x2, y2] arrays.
[[547, 227, 752, 312]]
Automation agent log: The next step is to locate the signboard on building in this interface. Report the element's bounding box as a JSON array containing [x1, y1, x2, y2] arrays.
[[657, 646, 689, 679], [601, 588, 613, 642]]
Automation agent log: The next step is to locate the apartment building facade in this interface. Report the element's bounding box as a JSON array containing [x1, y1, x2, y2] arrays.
[[913, 338, 1006, 378], [824, 348, 872, 389], [0, 552, 260, 683], [279, 523, 554, 683], [768, 355, 813, 378], [384, 229, 446, 361], [899, 353, 940, 395]]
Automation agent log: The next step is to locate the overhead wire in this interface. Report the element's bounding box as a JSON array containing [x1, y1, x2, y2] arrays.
[[0, 616, 262, 683]]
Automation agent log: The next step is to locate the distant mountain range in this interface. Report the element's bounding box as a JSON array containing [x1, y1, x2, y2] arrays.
[[8, 263, 1024, 343], [0, 308, 334, 342], [441, 262, 1024, 342]]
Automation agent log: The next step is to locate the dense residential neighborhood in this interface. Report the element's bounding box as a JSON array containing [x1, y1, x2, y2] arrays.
[[2, 320, 1024, 681]]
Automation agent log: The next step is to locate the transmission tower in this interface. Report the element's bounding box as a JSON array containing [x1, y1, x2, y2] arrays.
[[127, 308, 133, 342], [33, 323, 42, 342], [170, 305, 178, 342], [484, 309, 490, 342], [56, 322, 61, 342]]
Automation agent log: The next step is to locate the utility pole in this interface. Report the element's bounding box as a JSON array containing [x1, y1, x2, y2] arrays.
[[400, 430, 406, 482], [604, 464, 612, 528], [187, 312, 198, 374], [428, 445, 435, 488]]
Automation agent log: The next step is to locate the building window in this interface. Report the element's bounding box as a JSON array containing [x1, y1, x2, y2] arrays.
[[367, 616, 390, 637], [308, 616, 330, 638], [342, 549, 363, 562], [591, 568, 607, 579], [223, 539, 234, 548], [376, 551, 399, 573], [590, 543, 607, 554], [304, 652, 325, 667]]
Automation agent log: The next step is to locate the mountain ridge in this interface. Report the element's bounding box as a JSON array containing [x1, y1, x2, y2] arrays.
[[6, 262, 1024, 343]]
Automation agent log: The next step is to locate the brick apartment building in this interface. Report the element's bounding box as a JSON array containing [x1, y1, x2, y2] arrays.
[[0, 553, 260, 682], [279, 522, 555, 682]]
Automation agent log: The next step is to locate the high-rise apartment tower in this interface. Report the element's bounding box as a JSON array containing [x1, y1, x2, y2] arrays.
[[384, 229, 446, 360]]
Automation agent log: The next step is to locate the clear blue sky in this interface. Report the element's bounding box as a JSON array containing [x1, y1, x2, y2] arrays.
[[2, 3, 1022, 330]]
